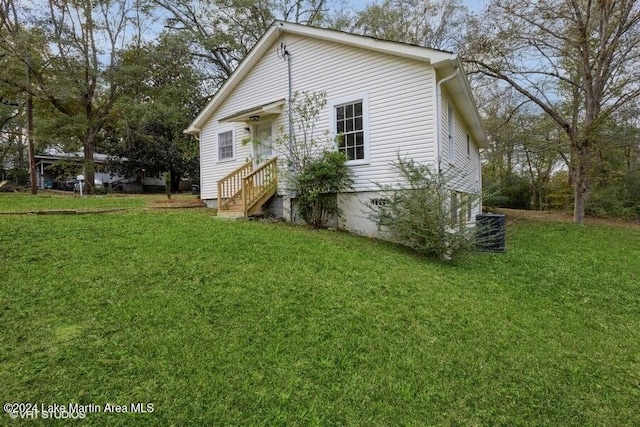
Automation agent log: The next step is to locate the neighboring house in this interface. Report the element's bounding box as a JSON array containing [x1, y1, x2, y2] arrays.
[[34, 149, 164, 192], [0, 158, 13, 180], [34, 150, 116, 189], [186, 21, 488, 236]]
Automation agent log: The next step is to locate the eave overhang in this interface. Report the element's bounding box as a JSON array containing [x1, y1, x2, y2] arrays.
[[219, 99, 286, 123]]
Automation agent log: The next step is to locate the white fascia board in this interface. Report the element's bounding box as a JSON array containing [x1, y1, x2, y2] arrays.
[[278, 21, 453, 64], [184, 25, 283, 136], [434, 56, 488, 148], [184, 21, 465, 137]]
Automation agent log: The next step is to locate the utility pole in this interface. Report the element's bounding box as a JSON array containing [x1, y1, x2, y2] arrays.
[[26, 55, 37, 194]]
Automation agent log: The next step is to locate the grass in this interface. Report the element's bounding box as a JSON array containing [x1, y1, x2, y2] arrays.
[[0, 191, 201, 212], [1, 194, 639, 425]]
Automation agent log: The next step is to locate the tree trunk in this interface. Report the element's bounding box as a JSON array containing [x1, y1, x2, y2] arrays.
[[83, 138, 95, 195], [26, 57, 37, 195], [572, 142, 589, 224], [26, 93, 37, 194], [170, 171, 181, 193], [573, 181, 585, 224], [15, 134, 25, 169]]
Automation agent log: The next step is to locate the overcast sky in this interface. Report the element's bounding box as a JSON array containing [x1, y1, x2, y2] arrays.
[[462, 0, 488, 13]]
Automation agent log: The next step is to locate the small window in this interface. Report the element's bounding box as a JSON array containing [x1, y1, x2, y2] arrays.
[[218, 130, 234, 161], [466, 134, 470, 157]]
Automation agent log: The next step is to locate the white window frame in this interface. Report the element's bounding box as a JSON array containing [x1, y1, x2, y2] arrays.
[[329, 93, 370, 166], [217, 126, 235, 162], [451, 190, 472, 227]]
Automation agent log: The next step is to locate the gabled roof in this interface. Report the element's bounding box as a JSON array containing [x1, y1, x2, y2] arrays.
[[185, 21, 487, 147]]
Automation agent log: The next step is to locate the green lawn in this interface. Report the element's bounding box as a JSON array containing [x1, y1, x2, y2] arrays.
[[0, 191, 200, 212], [1, 198, 639, 425]]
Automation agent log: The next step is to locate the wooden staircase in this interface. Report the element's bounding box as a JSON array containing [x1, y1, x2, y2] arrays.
[[217, 157, 278, 219]]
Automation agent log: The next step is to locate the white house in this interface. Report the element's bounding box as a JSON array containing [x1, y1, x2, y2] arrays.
[[186, 21, 488, 236]]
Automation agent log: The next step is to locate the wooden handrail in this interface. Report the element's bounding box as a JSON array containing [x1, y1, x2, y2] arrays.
[[242, 157, 278, 218], [218, 161, 253, 209]]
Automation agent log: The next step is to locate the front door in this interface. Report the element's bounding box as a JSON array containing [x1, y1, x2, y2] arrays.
[[254, 122, 273, 164]]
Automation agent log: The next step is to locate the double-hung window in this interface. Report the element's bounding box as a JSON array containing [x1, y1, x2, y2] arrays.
[[331, 94, 369, 164], [451, 191, 473, 227], [218, 129, 234, 161]]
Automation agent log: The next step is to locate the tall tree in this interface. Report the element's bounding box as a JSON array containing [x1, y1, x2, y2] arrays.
[[0, 0, 41, 192], [153, 0, 331, 89], [520, 115, 567, 210], [39, 0, 148, 192], [0, 0, 150, 193], [280, 0, 329, 23], [587, 104, 640, 218], [479, 85, 568, 210], [106, 34, 205, 191], [351, 0, 471, 51], [0, 2, 23, 138], [153, 0, 266, 87], [465, 0, 640, 223]]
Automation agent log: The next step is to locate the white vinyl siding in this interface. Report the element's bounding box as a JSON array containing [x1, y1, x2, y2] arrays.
[[200, 123, 246, 199], [199, 34, 438, 198], [439, 91, 482, 222], [448, 104, 455, 164]]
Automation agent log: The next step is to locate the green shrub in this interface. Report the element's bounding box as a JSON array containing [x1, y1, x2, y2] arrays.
[[269, 91, 353, 229], [93, 185, 109, 195], [367, 158, 481, 261], [483, 173, 532, 209], [586, 166, 640, 219], [545, 171, 573, 211], [295, 151, 353, 228], [6, 168, 29, 186]]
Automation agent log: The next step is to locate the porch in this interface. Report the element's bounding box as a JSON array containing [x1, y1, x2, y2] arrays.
[[217, 157, 278, 219]]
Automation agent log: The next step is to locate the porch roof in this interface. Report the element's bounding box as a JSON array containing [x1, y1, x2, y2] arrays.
[[219, 99, 286, 123]]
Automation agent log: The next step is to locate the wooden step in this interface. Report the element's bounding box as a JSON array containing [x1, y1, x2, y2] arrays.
[[218, 196, 245, 218], [217, 209, 244, 219], [221, 204, 243, 211], [216, 157, 278, 219]]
